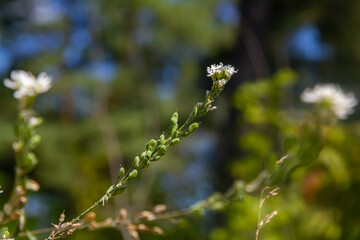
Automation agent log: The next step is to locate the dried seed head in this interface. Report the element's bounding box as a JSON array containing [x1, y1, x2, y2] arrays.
[[60, 222, 71, 229], [137, 211, 155, 221], [59, 211, 65, 223], [19, 196, 28, 205], [129, 229, 139, 239], [25, 179, 40, 192], [10, 210, 22, 221], [258, 210, 278, 229], [118, 208, 128, 221], [137, 224, 149, 231], [152, 226, 164, 235], [153, 204, 167, 214]]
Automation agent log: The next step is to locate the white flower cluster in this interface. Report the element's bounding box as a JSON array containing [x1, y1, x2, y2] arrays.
[[207, 62, 238, 80], [301, 83, 358, 119], [4, 70, 52, 99]]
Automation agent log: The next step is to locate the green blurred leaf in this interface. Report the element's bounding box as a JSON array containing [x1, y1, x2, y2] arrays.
[[319, 147, 350, 186]]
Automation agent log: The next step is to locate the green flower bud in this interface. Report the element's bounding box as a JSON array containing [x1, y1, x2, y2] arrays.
[[154, 156, 161, 161], [171, 111, 178, 125], [141, 151, 147, 159], [29, 134, 41, 149], [23, 152, 38, 172], [188, 106, 198, 120], [119, 167, 125, 177], [157, 145, 167, 156], [133, 156, 140, 168], [159, 134, 165, 144], [188, 122, 199, 134], [204, 100, 211, 110], [168, 112, 179, 137], [170, 138, 180, 146], [146, 139, 157, 151], [129, 169, 138, 179], [169, 123, 178, 137], [172, 129, 179, 139], [146, 150, 152, 159]]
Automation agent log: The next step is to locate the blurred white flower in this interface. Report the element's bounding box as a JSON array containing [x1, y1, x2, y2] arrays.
[[28, 117, 43, 127], [301, 83, 358, 119], [207, 62, 237, 79], [4, 70, 52, 99]]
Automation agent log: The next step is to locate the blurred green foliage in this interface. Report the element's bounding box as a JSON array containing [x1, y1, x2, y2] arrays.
[[212, 70, 360, 240]]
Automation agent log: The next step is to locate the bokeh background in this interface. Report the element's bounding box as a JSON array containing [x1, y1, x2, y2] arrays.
[[1, 0, 360, 239]]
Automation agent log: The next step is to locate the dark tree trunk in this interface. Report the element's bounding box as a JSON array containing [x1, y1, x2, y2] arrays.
[[215, 0, 272, 191]]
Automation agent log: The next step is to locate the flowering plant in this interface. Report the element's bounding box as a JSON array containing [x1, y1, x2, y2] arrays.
[[1, 66, 358, 240], [1, 64, 241, 239], [301, 83, 357, 119]]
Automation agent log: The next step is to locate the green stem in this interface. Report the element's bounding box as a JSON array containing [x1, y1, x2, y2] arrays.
[[69, 80, 227, 225], [70, 197, 104, 224]]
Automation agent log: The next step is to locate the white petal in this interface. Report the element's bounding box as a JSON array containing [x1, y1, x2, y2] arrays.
[[11, 70, 36, 87], [35, 72, 52, 93], [4, 79, 18, 89]]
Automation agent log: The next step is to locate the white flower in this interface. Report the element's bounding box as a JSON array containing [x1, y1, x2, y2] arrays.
[[207, 62, 224, 77], [4, 70, 52, 99], [301, 83, 358, 119], [223, 64, 238, 78], [207, 62, 237, 79]]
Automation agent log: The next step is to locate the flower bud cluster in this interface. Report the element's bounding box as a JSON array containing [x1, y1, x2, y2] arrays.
[[207, 62, 237, 83], [12, 113, 44, 173]]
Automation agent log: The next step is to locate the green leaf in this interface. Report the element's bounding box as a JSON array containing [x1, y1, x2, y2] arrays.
[[319, 147, 349, 186], [272, 68, 297, 86]]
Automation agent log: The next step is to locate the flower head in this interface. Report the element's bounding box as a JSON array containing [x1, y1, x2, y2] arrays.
[[4, 70, 52, 99], [301, 83, 357, 119], [207, 62, 237, 81]]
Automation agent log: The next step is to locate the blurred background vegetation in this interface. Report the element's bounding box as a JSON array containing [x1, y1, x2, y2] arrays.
[[0, 0, 360, 239]]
